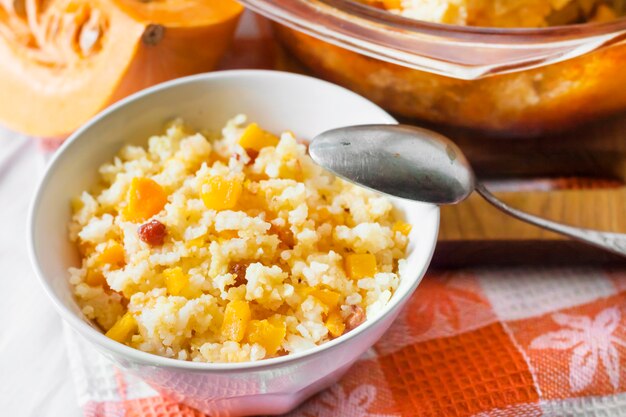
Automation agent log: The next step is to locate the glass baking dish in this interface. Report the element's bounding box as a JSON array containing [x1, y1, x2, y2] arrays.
[[240, 0, 626, 137]]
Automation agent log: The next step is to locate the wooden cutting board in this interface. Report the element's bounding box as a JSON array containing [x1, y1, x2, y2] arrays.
[[430, 112, 626, 267]]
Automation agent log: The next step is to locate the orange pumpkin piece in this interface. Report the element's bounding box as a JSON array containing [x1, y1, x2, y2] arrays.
[[238, 123, 279, 151], [325, 310, 345, 338], [316, 207, 345, 224], [221, 300, 251, 342], [382, 0, 402, 9], [245, 319, 286, 355], [218, 229, 239, 241], [105, 311, 137, 343], [98, 242, 126, 268], [163, 266, 201, 299], [345, 253, 378, 279], [0, 0, 243, 137], [295, 285, 314, 300], [124, 177, 167, 222], [310, 288, 341, 311], [199, 176, 243, 211], [185, 236, 205, 249], [85, 269, 106, 287], [392, 221, 412, 236], [361, 0, 402, 10], [85, 241, 125, 286]]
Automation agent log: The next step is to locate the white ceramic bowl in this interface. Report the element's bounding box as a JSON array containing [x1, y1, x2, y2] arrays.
[[28, 70, 439, 416]]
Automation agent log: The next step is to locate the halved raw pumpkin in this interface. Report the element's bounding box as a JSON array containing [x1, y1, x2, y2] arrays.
[[0, 0, 243, 137]]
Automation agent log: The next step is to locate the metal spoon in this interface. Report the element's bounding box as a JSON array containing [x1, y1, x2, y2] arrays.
[[309, 124, 626, 257]]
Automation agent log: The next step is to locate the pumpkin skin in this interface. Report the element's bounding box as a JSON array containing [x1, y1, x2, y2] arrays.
[[0, 0, 243, 137]]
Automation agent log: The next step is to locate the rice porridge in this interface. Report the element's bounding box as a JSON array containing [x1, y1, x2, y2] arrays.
[[68, 116, 410, 363]]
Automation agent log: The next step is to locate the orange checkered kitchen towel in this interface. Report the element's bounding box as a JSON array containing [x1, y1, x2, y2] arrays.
[[64, 267, 626, 417]]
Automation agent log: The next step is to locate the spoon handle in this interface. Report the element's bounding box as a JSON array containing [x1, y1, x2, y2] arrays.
[[475, 183, 626, 257]]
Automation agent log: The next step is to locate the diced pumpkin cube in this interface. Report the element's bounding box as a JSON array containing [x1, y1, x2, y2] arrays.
[[85, 269, 106, 287], [295, 285, 314, 300], [98, 242, 125, 269], [345, 253, 377, 279], [218, 229, 239, 241], [392, 221, 412, 236], [316, 207, 331, 222], [105, 312, 137, 343], [316, 207, 345, 225], [249, 303, 274, 320], [325, 310, 345, 338], [383, 0, 402, 9], [238, 123, 279, 151], [164, 267, 201, 299], [199, 175, 243, 210], [184, 288, 203, 299], [237, 187, 265, 212], [71, 196, 84, 213], [164, 267, 187, 296], [267, 315, 286, 328], [311, 288, 341, 310], [278, 161, 302, 181], [121, 284, 139, 299], [124, 177, 167, 222], [185, 236, 205, 249], [245, 319, 286, 355], [221, 300, 251, 342]]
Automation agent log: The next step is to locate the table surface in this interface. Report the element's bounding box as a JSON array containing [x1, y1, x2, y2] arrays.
[[0, 129, 82, 417]]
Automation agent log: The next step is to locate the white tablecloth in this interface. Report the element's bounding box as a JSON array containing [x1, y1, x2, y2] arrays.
[[0, 129, 82, 417]]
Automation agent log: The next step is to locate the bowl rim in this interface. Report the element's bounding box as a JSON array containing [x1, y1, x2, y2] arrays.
[[28, 69, 440, 372]]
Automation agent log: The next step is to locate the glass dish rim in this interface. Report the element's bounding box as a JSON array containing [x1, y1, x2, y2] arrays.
[[321, 0, 626, 39], [240, 0, 626, 78]]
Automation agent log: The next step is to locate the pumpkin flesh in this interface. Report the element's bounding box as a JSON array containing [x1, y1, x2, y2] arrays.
[[112, 0, 244, 26], [0, 0, 243, 137]]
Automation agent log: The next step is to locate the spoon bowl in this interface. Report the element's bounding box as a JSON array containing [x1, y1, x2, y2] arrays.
[[310, 124, 475, 205]]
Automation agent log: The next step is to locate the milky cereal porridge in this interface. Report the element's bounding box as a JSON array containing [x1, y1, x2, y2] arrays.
[[68, 116, 410, 363]]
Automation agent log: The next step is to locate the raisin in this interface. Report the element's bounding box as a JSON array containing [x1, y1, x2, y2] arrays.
[[345, 305, 365, 331], [118, 292, 129, 308], [137, 219, 166, 246], [245, 148, 259, 165], [269, 223, 295, 249], [229, 262, 249, 287]]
